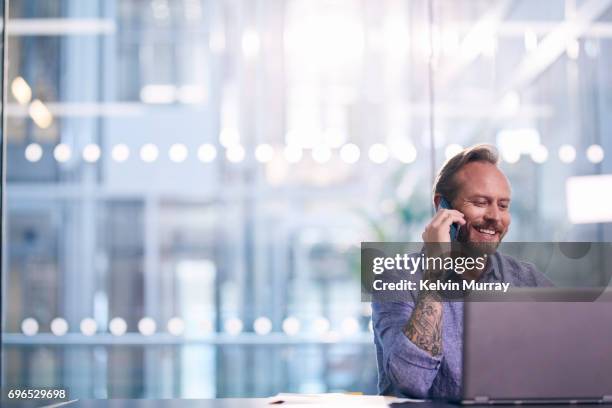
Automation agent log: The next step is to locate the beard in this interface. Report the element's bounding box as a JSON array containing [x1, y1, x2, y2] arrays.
[[456, 220, 505, 257]]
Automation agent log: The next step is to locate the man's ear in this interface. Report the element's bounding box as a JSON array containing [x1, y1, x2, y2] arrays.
[[433, 194, 442, 211]]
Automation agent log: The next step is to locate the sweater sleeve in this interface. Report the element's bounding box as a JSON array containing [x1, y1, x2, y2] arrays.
[[372, 300, 443, 398]]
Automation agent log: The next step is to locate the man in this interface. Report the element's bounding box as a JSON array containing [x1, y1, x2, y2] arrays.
[[372, 144, 552, 399]]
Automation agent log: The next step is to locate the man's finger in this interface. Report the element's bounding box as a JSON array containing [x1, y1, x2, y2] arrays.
[[431, 210, 464, 227], [438, 212, 466, 227]]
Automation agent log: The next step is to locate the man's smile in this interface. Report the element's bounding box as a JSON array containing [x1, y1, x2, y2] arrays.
[[470, 224, 501, 241]]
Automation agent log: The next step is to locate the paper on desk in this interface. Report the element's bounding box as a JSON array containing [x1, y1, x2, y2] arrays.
[[267, 393, 424, 406]]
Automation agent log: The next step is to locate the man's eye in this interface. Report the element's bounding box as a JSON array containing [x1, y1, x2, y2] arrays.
[[474, 201, 487, 206], [499, 203, 509, 210]]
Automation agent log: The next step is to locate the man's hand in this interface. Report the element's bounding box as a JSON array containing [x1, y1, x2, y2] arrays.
[[421, 209, 466, 243], [421, 209, 466, 279]]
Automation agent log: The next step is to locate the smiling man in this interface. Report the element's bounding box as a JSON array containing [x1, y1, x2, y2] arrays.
[[372, 144, 552, 400]]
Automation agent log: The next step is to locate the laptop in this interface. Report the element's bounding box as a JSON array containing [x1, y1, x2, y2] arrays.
[[462, 288, 612, 404]]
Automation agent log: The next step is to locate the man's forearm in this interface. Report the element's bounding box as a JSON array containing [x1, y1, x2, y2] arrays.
[[402, 292, 443, 356]]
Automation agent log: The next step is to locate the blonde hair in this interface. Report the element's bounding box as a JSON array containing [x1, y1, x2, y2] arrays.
[[433, 144, 499, 205]]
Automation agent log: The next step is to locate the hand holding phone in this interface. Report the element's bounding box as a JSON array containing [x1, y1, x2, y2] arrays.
[[421, 197, 466, 243], [439, 197, 460, 241]]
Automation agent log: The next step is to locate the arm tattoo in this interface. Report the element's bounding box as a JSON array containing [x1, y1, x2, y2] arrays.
[[403, 292, 443, 356]]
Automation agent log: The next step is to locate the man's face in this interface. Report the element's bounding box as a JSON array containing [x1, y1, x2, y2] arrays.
[[451, 161, 511, 249]]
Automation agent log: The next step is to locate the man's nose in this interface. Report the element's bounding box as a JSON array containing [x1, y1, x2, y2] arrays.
[[484, 204, 501, 222]]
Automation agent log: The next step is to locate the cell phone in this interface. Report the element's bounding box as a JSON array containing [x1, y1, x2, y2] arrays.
[[439, 197, 459, 241]]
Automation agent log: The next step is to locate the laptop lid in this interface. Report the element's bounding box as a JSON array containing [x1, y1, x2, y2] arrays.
[[462, 288, 612, 404]]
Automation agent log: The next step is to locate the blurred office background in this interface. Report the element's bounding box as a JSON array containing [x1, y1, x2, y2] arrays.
[[2, 0, 612, 398]]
